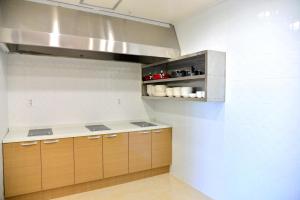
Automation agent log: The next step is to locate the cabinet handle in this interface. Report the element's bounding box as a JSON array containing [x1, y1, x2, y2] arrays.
[[43, 139, 59, 144], [21, 141, 38, 146], [88, 135, 101, 139], [153, 130, 161, 133], [141, 131, 151, 134], [104, 134, 117, 138]]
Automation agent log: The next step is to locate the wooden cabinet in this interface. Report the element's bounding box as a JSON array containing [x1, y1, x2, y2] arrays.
[[3, 127, 172, 197], [129, 131, 152, 173], [74, 135, 103, 184], [41, 138, 74, 190], [103, 133, 128, 178], [3, 141, 42, 197], [152, 128, 172, 168]]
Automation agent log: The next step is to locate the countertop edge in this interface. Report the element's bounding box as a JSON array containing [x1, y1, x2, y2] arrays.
[[3, 124, 172, 144]]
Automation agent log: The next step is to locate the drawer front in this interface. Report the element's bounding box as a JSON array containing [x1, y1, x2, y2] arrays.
[[74, 136, 103, 184], [152, 128, 172, 168], [103, 133, 129, 178], [41, 138, 74, 190], [129, 131, 152, 173], [4, 141, 42, 197]]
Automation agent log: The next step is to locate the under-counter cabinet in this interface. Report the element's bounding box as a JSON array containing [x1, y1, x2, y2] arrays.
[[3, 141, 42, 197], [129, 130, 152, 173], [74, 135, 103, 184], [41, 138, 74, 190], [103, 133, 129, 178], [152, 128, 172, 168], [3, 127, 172, 199]]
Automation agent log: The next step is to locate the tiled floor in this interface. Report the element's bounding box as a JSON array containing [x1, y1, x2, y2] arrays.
[[53, 174, 211, 200]]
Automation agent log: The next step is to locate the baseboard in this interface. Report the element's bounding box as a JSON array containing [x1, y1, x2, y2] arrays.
[[6, 166, 169, 200]]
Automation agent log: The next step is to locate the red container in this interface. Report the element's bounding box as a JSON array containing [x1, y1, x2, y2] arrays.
[[161, 72, 170, 79], [143, 75, 152, 81], [153, 74, 162, 80]]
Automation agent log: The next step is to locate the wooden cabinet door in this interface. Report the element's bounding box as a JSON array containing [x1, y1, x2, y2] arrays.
[[152, 128, 172, 168], [74, 135, 103, 184], [103, 133, 128, 178], [3, 141, 42, 197], [41, 138, 74, 190], [129, 131, 151, 173]]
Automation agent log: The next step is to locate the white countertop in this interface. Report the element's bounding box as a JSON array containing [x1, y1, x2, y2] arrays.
[[3, 120, 171, 143]]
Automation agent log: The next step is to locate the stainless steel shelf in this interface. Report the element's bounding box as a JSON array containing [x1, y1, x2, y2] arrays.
[[142, 96, 206, 102], [143, 75, 205, 84]]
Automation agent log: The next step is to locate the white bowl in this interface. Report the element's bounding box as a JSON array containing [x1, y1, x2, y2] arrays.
[[150, 86, 156, 96], [181, 87, 193, 97], [173, 93, 180, 97], [196, 91, 205, 98], [166, 88, 173, 97], [189, 93, 197, 98], [146, 85, 154, 96], [154, 92, 166, 97], [173, 87, 181, 97], [155, 85, 167, 93]]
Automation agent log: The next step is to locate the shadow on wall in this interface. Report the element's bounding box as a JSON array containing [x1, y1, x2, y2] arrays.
[[145, 100, 225, 121], [7, 54, 141, 91]]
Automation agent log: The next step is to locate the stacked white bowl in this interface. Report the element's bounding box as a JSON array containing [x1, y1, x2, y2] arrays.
[[196, 91, 206, 98], [153, 85, 167, 97], [148, 85, 198, 98], [181, 87, 193, 98], [173, 87, 181, 97], [166, 88, 173, 97], [146, 85, 154, 96]]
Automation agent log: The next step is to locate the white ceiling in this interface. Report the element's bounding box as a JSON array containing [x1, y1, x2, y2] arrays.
[[34, 0, 221, 24], [117, 0, 219, 23]]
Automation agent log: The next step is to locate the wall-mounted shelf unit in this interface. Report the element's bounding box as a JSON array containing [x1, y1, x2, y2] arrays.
[[141, 50, 226, 102]]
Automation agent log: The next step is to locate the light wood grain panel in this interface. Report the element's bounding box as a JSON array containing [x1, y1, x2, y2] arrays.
[[74, 136, 103, 184], [129, 131, 152, 173], [6, 167, 169, 200], [41, 138, 74, 190], [103, 133, 128, 178], [3, 141, 42, 197], [152, 128, 172, 168]]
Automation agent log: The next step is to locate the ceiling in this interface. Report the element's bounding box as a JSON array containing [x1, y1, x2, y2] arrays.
[[30, 0, 221, 24]]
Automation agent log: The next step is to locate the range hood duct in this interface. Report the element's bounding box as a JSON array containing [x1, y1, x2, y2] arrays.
[[0, 0, 180, 63]]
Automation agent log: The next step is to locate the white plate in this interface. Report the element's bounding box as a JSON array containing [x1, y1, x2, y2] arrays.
[[154, 92, 167, 97], [189, 93, 197, 98]]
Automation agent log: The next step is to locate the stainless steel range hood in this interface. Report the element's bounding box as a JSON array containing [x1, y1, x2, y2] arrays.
[[0, 0, 180, 63]]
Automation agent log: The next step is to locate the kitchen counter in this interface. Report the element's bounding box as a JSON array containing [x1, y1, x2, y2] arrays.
[[3, 120, 171, 143]]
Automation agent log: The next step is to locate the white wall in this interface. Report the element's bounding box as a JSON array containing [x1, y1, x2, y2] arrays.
[[7, 54, 149, 127], [147, 0, 300, 199], [0, 50, 8, 200]]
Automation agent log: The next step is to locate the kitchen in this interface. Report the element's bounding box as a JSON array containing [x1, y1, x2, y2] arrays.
[[0, 0, 299, 200]]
